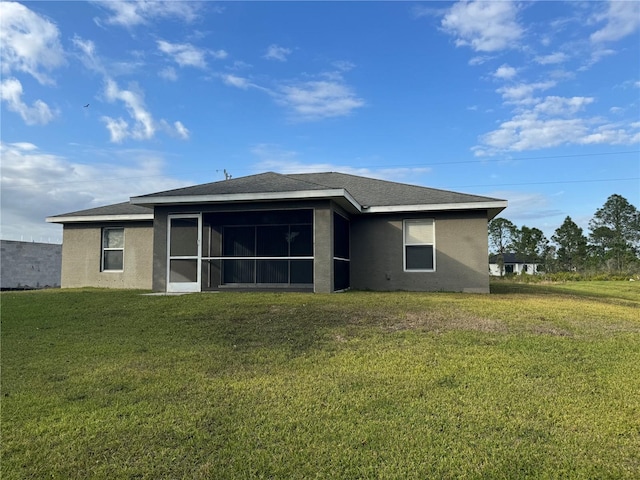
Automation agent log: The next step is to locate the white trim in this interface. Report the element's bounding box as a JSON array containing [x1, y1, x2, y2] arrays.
[[366, 200, 507, 214], [46, 214, 153, 223], [403, 219, 436, 272], [131, 189, 363, 212]]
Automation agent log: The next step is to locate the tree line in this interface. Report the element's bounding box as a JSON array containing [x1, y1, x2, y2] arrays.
[[489, 194, 640, 275]]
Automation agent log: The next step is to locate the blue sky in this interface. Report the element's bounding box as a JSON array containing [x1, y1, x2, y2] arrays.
[[1, 0, 638, 243]]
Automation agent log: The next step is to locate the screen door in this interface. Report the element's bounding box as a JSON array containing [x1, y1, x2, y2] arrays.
[[167, 214, 201, 292]]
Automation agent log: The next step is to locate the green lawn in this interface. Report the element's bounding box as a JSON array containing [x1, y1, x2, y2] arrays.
[[2, 283, 639, 479]]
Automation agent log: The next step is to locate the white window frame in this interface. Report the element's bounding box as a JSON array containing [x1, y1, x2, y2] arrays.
[[403, 219, 436, 272], [102, 227, 124, 272]]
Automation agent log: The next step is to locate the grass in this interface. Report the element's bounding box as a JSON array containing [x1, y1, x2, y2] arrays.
[[2, 282, 639, 479]]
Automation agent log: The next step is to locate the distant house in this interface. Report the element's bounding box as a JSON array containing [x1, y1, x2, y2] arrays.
[[47, 172, 507, 293], [0, 240, 62, 289], [489, 253, 540, 276]]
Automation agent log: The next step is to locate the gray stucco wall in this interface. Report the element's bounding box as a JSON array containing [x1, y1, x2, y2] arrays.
[[0, 240, 62, 289], [61, 222, 153, 289], [350, 211, 490, 293]]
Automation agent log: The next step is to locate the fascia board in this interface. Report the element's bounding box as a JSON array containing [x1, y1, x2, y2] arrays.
[[364, 200, 508, 214], [131, 188, 363, 212], [46, 214, 154, 224]]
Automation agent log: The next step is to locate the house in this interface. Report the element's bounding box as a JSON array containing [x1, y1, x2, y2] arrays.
[[0, 240, 62, 290], [489, 253, 540, 276], [47, 172, 507, 293]]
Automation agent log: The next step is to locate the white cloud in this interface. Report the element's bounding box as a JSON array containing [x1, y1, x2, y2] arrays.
[[277, 80, 365, 121], [72, 36, 105, 75], [100, 78, 188, 142], [220, 68, 364, 122], [0, 1, 65, 85], [333, 60, 356, 72], [468, 55, 493, 66], [534, 52, 568, 65], [0, 77, 55, 125], [220, 74, 272, 94], [533, 96, 594, 116], [473, 96, 639, 156], [493, 64, 517, 80], [250, 144, 430, 181], [264, 44, 292, 62], [93, 0, 200, 28], [73, 35, 143, 77], [211, 49, 228, 60], [101, 116, 130, 143], [579, 124, 640, 145], [578, 47, 618, 72], [157, 40, 207, 69], [591, 1, 640, 43], [159, 66, 178, 81], [158, 120, 190, 140], [441, 0, 523, 52], [0, 142, 189, 242], [497, 81, 556, 105], [71, 37, 187, 142], [226, 60, 253, 71], [173, 121, 190, 140], [222, 74, 253, 90], [475, 113, 588, 155], [103, 78, 155, 140]]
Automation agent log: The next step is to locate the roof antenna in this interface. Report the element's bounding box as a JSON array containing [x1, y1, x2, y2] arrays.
[[224, 169, 232, 180]]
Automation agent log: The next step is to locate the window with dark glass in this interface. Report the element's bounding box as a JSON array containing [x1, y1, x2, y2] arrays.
[[404, 219, 435, 271]]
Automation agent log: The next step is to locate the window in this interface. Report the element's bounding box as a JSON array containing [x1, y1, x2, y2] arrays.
[[404, 219, 435, 271], [102, 228, 124, 271]]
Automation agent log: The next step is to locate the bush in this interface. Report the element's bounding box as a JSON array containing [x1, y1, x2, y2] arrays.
[[492, 271, 638, 283]]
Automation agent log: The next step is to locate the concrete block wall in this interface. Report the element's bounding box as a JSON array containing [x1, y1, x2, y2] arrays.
[[0, 240, 62, 289]]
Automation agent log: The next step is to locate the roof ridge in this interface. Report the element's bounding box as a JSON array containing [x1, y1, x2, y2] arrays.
[[282, 172, 338, 190]]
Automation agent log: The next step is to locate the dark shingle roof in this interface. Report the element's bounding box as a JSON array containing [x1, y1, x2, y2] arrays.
[[288, 172, 502, 206], [136, 172, 330, 198], [134, 171, 503, 206], [55, 202, 152, 217], [50, 172, 507, 221]]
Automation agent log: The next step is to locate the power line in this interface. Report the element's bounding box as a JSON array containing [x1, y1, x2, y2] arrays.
[[363, 150, 640, 169], [449, 177, 640, 189]]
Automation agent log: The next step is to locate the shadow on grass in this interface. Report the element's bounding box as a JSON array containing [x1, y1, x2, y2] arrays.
[[166, 294, 373, 358]]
